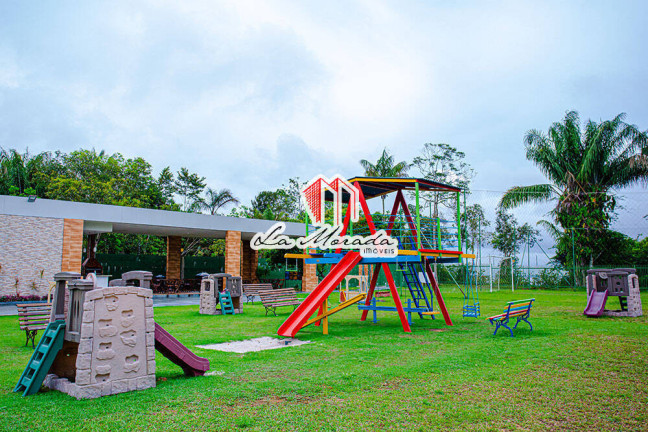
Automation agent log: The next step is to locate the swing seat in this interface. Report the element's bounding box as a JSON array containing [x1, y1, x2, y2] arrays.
[[420, 311, 440, 316]]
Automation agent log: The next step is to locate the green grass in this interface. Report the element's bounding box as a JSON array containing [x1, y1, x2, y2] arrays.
[[1, 288, 647, 431]]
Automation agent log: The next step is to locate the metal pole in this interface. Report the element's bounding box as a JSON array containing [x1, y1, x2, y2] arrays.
[[415, 182, 421, 250], [511, 257, 515, 292], [489, 256, 493, 293], [571, 228, 576, 286], [456, 191, 462, 263], [527, 232, 531, 288]]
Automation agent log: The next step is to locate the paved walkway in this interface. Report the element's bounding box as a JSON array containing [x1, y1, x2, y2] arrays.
[[0, 294, 204, 316]]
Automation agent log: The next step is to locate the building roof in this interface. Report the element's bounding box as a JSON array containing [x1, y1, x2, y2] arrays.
[[0, 195, 305, 240], [325, 176, 462, 202]]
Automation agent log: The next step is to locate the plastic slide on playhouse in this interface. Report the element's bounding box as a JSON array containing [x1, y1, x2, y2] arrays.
[[583, 290, 608, 317], [154, 323, 210, 376], [278, 251, 363, 337]]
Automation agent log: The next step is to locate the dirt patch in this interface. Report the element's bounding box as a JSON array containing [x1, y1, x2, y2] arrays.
[[197, 337, 311, 353]]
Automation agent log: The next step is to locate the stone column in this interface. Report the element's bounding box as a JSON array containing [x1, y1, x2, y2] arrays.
[[302, 264, 318, 292], [241, 241, 259, 283], [166, 236, 182, 279], [61, 219, 84, 273], [225, 231, 241, 277]]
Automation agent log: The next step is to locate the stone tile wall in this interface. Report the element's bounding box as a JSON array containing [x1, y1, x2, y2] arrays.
[[0, 214, 65, 297]]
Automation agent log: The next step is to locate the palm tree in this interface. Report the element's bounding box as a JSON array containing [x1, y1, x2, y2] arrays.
[[499, 111, 648, 266], [360, 148, 410, 213], [201, 187, 240, 215]]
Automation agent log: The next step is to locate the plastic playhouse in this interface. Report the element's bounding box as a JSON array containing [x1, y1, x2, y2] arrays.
[[584, 268, 642, 317], [15, 272, 209, 399], [199, 273, 243, 315], [277, 176, 477, 337]]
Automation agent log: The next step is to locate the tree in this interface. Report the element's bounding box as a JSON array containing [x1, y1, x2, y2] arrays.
[[156, 167, 178, 209], [499, 111, 648, 268], [412, 143, 473, 219], [250, 189, 294, 220], [460, 204, 490, 255], [0, 148, 63, 197], [359, 148, 409, 213], [175, 167, 206, 212], [201, 188, 240, 215], [490, 209, 538, 260], [281, 177, 307, 220]]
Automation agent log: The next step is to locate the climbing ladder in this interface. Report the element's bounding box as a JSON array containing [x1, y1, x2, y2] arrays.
[[14, 320, 66, 396], [219, 291, 235, 315], [398, 261, 434, 319]]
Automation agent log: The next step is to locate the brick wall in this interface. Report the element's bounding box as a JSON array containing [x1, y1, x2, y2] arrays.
[[302, 264, 318, 292], [241, 241, 258, 283], [166, 236, 182, 279], [61, 219, 84, 273], [225, 231, 241, 277], [0, 214, 65, 297]]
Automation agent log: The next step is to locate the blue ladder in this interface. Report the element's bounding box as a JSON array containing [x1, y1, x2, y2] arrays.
[[398, 262, 434, 319], [219, 291, 235, 315], [14, 320, 66, 396]]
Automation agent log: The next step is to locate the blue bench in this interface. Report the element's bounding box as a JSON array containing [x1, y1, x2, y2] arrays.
[[487, 298, 535, 337]]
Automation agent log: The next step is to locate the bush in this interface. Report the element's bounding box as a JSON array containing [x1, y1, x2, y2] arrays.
[[0, 295, 47, 303]]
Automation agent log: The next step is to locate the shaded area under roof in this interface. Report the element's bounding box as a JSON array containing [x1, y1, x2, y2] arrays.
[[324, 177, 462, 202]]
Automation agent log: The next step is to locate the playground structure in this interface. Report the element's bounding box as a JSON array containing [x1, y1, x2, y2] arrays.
[[584, 268, 642, 318], [278, 177, 477, 337], [15, 272, 209, 399], [199, 273, 243, 315], [340, 264, 374, 302]]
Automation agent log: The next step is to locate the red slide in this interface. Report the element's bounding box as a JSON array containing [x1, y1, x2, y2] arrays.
[[154, 323, 210, 376], [278, 251, 362, 337], [424, 260, 453, 326], [583, 290, 608, 317]]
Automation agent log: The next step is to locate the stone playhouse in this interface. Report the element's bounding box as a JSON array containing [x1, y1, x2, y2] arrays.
[[14, 272, 210, 399]]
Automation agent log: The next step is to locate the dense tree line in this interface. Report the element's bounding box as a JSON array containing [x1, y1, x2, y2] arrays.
[[2, 109, 647, 270]]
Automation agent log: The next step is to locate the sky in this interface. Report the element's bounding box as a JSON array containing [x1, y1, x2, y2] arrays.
[[1, 0, 647, 260]]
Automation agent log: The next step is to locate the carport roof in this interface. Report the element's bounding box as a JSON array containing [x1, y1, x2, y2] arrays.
[[0, 195, 305, 240]]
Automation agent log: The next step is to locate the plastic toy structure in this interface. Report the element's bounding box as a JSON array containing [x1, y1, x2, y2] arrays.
[[277, 177, 477, 337], [584, 268, 642, 317], [199, 273, 243, 315], [15, 272, 209, 399]]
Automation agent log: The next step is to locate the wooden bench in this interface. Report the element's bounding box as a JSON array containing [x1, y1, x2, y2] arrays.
[[487, 298, 535, 337], [17, 303, 52, 347], [258, 288, 301, 316], [242, 283, 273, 304]]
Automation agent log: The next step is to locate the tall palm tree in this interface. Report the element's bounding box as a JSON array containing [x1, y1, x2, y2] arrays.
[[500, 111, 648, 266], [201, 187, 240, 215], [360, 148, 410, 213]]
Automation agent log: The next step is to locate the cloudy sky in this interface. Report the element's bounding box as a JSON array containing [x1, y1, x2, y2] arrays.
[[1, 0, 646, 244]]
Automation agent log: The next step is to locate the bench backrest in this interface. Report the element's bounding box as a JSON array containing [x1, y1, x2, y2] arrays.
[[243, 283, 273, 290], [503, 298, 535, 318], [17, 303, 52, 330], [258, 288, 299, 305]]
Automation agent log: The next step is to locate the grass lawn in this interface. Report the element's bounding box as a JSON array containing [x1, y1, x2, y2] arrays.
[[1, 288, 647, 431]]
